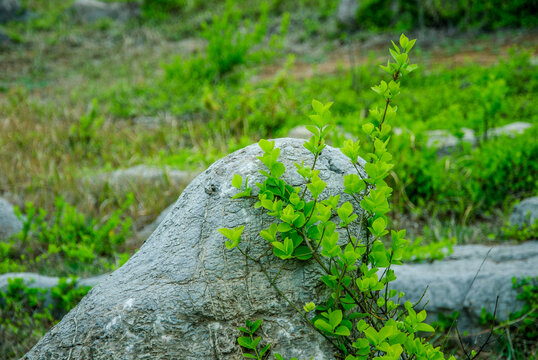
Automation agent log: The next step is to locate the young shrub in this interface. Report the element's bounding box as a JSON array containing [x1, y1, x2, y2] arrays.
[[220, 34, 460, 360]]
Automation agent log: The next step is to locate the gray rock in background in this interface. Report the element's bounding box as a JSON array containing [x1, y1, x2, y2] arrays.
[[489, 122, 532, 137], [510, 197, 538, 228], [392, 241, 538, 334], [0, 0, 22, 23], [0, 273, 106, 305], [70, 0, 140, 23], [25, 138, 367, 360], [85, 165, 198, 193], [0, 197, 22, 240], [425, 122, 533, 156], [0, 272, 108, 292], [337, 0, 359, 28], [426, 127, 476, 153]]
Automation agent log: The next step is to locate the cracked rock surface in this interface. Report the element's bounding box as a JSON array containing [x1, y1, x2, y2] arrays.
[[24, 138, 364, 360]]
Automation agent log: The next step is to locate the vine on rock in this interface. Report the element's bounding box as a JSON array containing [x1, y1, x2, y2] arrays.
[[219, 34, 459, 360]]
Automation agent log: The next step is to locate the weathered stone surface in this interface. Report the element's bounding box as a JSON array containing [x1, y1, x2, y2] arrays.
[[392, 241, 538, 334], [337, 0, 359, 28], [0, 0, 22, 23], [25, 138, 366, 360], [0, 197, 22, 240], [510, 197, 538, 228], [69, 0, 140, 23]]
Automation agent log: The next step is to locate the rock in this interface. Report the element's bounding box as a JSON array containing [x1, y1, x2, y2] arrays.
[[337, 0, 359, 28], [490, 122, 532, 137], [426, 127, 476, 154], [69, 0, 140, 23], [426, 122, 533, 156], [287, 125, 312, 139], [0, 272, 106, 292], [0, 197, 22, 240], [25, 138, 366, 359], [85, 165, 198, 193], [0, 0, 22, 23], [392, 241, 538, 335], [510, 197, 538, 228]]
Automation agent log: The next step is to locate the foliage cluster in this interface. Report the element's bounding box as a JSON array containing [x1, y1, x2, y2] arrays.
[[0, 277, 91, 358], [478, 277, 537, 359], [0, 197, 132, 276], [355, 0, 538, 31], [222, 35, 461, 360], [503, 219, 538, 243]]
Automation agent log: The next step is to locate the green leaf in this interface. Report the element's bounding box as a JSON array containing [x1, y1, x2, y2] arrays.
[[399, 33, 409, 49], [274, 354, 285, 360], [312, 99, 324, 114], [335, 325, 351, 336], [238, 336, 254, 349], [218, 226, 244, 249], [328, 309, 343, 328], [271, 162, 286, 178], [259, 139, 274, 153], [251, 337, 261, 348], [294, 246, 312, 260], [260, 343, 271, 356], [243, 354, 257, 359], [232, 174, 242, 189], [303, 302, 316, 312], [314, 318, 333, 333], [416, 323, 435, 332], [251, 319, 263, 333]]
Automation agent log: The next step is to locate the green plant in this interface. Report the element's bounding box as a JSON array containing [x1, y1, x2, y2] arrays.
[[0, 277, 91, 359], [221, 34, 461, 360], [503, 218, 538, 242], [478, 277, 537, 359], [237, 319, 271, 359], [68, 98, 104, 149], [3, 196, 132, 276], [401, 236, 455, 263]]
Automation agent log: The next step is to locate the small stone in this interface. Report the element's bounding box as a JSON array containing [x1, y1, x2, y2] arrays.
[[69, 0, 140, 23], [0, 197, 22, 240], [510, 197, 538, 228]]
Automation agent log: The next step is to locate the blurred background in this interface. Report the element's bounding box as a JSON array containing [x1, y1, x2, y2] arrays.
[[0, 0, 536, 358]]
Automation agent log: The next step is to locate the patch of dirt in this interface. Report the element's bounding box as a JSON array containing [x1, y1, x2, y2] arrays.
[[258, 29, 538, 81]]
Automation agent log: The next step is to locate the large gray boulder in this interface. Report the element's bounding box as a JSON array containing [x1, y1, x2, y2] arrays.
[[393, 241, 538, 334], [69, 0, 140, 23], [0, 197, 22, 240], [0, 0, 22, 23], [25, 138, 365, 360], [510, 197, 538, 228]]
